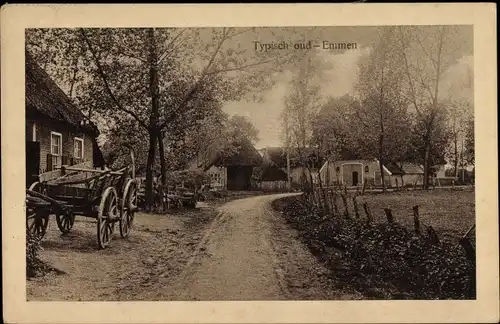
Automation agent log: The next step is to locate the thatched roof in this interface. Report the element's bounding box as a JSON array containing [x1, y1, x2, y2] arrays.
[[195, 138, 263, 171], [25, 51, 99, 136]]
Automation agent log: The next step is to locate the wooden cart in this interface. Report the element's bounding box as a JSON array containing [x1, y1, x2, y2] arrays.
[[26, 165, 138, 249]]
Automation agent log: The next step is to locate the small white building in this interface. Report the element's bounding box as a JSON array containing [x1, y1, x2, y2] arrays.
[[319, 159, 424, 188]]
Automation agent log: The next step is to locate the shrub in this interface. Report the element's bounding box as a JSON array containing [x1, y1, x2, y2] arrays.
[[274, 196, 476, 299], [26, 229, 44, 278]]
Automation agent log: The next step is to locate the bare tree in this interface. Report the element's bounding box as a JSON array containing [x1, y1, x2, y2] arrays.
[[355, 27, 410, 192], [397, 26, 459, 189]]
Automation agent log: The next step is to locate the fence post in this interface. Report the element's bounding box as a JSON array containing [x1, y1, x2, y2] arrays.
[[427, 226, 440, 245], [341, 194, 350, 218], [332, 191, 339, 216], [384, 208, 394, 224], [412, 205, 421, 235], [352, 195, 360, 219], [363, 202, 372, 224], [322, 188, 329, 213], [328, 188, 335, 216], [459, 237, 475, 263]]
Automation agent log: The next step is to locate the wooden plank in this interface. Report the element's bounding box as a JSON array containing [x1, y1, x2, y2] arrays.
[[58, 166, 126, 175]]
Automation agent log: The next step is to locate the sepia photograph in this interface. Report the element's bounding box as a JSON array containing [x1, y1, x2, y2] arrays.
[[24, 24, 476, 301], [2, 3, 498, 324]]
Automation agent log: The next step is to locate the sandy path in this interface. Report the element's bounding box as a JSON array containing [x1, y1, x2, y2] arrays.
[[157, 193, 360, 300], [28, 193, 361, 301]]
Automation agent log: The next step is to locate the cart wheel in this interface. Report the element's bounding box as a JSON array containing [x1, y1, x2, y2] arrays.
[[56, 209, 75, 234], [120, 179, 138, 238], [26, 208, 49, 238], [97, 187, 117, 249], [29, 181, 40, 191]]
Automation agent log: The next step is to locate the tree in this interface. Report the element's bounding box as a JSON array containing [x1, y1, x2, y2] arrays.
[[227, 115, 259, 144], [282, 50, 327, 203], [310, 95, 358, 162], [26, 27, 298, 211], [397, 26, 464, 189], [354, 26, 411, 191], [464, 114, 475, 165], [445, 99, 473, 177], [406, 102, 452, 174]]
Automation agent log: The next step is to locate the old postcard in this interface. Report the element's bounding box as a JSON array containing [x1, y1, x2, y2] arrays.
[[1, 3, 498, 324]]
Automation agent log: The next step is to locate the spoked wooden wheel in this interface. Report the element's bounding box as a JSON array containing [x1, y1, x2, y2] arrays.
[[29, 181, 42, 192], [27, 182, 50, 238], [26, 208, 49, 238], [97, 187, 118, 249], [120, 179, 138, 238], [56, 209, 75, 234]]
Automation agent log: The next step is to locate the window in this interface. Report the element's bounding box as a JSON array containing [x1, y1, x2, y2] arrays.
[[209, 172, 222, 185], [364, 166, 369, 173], [32, 123, 37, 141], [74, 137, 84, 159], [335, 167, 340, 173], [50, 132, 62, 169]]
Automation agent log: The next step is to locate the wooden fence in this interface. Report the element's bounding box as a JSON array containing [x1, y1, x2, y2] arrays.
[[255, 180, 288, 192], [304, 184, 476, 261]]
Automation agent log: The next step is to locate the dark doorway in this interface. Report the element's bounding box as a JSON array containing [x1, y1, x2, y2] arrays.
[[227, 166, 254, 190], [26, 141, 40, 188], [352, 171, 359, 186]]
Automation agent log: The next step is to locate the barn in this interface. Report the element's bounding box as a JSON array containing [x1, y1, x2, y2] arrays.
[[187, 138, 262, 191]]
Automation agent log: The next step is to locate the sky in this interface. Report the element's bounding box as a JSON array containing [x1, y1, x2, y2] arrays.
[[220, 26, 474, 149], [33, 26, 474, 150], [223, 47, 371, 148]]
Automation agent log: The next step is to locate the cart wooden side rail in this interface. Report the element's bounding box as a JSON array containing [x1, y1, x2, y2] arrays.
[[26, 165, 139, 249]]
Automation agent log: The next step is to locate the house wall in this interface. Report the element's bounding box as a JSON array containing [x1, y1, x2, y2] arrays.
[[205, 165, 227, 189], [434, 165, 447, 178], [27, 118, 94, 174], [321, 160, 384, 186], [401, 174, 424, 186]]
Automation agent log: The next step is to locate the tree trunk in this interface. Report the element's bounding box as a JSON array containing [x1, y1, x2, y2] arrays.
[[145, 28, 160, 212], [130, 149, 136, 179], [378, 158, 386, 192], [453, 113, 459, 179], [158, 131, 168, 212], [423, 141, 430, 190], [145, 132, 157, 211], [68, 61, 78, 99], [379, 115, 386, 192]]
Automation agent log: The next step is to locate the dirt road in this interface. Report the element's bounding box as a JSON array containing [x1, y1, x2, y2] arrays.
[[28, 193, 361, 301]]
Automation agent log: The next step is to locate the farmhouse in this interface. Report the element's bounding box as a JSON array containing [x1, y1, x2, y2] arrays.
[[319, 159, 424, 188], [25, 51, 105, 186], [386, 162, 425, 186], [188, 138, 262, 190]]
